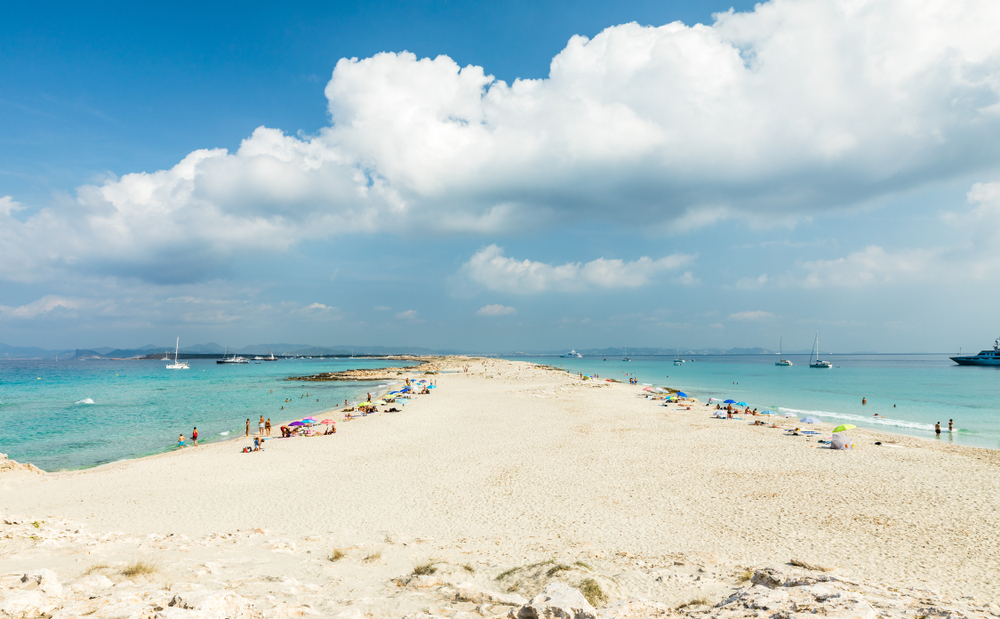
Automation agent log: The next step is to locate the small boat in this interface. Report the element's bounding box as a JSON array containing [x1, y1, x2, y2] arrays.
[[217, 347, 249, 364], [622, 348, 630, 362], [263, 349, 278, 361], [951, 338, 1000, 366], [809, 333, 832, 368], [559, 349, 583, 358], [775, 337, 793, 366], [673, 347, 684, 365], [166, 337, 189, 370]]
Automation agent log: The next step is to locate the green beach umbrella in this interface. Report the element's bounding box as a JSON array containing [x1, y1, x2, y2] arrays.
[[832, 424, 856, 433]]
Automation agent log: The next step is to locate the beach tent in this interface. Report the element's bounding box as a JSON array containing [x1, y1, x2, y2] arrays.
[[831, 433, 852, 449]]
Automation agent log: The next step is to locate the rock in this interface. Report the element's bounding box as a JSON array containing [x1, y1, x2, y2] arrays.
[[750, 567, 787, 589], [169, 591, 262, 619], [21, 569, 63, 597], [598, 598, 674, 619], [510, 583, 597, 619], [70, 574, 114, 593], [409, 575, 445, 588], [0, 454, 43, 474], [455, 582, 527, 606], [0, 590, 60, 618]]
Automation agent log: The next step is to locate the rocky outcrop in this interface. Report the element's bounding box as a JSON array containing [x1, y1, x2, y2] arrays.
[[0, 454, 42, 474], [510, 583, 598, 619]]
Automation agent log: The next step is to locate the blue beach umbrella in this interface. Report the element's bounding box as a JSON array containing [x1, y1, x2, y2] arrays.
[[760, 410, 775, 415], [800, 417, 820, 424], [736, 402, 748, 406], [723, 399, 736, 404], [676, 391, 688, 397]]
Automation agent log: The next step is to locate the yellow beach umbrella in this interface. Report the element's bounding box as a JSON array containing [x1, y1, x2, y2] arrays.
[[832, 424, 856, 433]]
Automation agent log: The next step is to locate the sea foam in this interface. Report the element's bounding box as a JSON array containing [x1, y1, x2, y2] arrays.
[[75, 398, 95, 405], [778, 407, 936, 432]]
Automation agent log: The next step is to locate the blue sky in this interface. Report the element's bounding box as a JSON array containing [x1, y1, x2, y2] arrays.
[[3, 0, 1000, 353]]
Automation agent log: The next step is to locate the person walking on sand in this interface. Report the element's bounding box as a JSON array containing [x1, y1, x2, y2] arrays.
[[935, 421, 941, 436], [192, 427, 198, 446]]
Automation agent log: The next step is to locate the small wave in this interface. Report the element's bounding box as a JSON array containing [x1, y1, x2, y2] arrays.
[[219, 431, 230, 436], [777, 407, 935, 431], [75, 398, 95, 405]]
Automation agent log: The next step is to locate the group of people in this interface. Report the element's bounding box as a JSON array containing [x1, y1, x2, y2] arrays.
[[177, 426, 198, 447]]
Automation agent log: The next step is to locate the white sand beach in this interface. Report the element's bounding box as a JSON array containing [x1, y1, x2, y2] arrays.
[[3, 357, 1000, 618]]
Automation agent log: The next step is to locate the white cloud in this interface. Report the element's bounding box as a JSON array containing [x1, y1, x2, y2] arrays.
[[460, 245, 694, 293], [396, 309, 419, 320], [736, 274, 769, 290], [4, 0, 1000, 283], [477, 304, 517, 316], [728, 310, 775, 321], [0, 295, 86, 319]]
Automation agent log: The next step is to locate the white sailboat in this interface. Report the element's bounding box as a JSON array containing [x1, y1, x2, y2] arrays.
[[166, 337, 189, 370], [775, 337, 793, 366], [621, 347, 630, 362], [809, 332, 832, 368]]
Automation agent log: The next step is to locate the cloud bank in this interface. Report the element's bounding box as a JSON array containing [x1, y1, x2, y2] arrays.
[[460, 245, 693, 293], [3, 0, 1000, 283]]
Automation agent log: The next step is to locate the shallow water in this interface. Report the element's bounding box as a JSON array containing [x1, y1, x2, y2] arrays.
[[517, 354, 1000, 450], [0, 357, 413, 470]]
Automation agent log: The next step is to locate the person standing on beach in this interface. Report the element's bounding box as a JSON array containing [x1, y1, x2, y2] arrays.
[[246, 419, 250, 437], [935, 421, 941, 435], [949, 419, 954, 432], [259, 415, 265, 436], [192, 427, 198, 446], [265, 418, 271, 436], [178, 434, 185, 447]]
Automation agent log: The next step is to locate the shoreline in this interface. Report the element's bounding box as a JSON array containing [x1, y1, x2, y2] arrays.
[[3, 357, 1000, 611]]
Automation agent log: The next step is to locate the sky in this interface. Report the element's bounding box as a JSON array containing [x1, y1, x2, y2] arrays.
[[2, 0, 1000, 353]]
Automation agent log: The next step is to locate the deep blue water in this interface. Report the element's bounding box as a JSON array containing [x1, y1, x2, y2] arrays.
[[515, 354, 1000, 450], [0, 358, 413, 471]]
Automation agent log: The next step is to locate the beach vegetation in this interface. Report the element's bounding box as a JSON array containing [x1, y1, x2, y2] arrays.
[[363, 550, 383, 563], [462, 563, 476, 574], [546, 564, 571, 577], [330, 548, 346, 562], [676, 597, 710, 610], [31, 520, 43, 529], [121, 558, 157, 578], [496, 567, 519, 581], [579, 579, 607, 606], [574, 561, 592, 571], [737, 568, 753, 582], [83, 563, 110, 576], [413, 561, 438, 576]]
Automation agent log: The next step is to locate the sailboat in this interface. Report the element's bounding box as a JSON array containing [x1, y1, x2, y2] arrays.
[[809, 332, 832, 368], [621, 347, 630, 362], [166, 337, 190, 370], [775, 337, 793, 366], [216, 346, 249, 364], [262, 348, 278, 361], [673, 347, 684, 366]]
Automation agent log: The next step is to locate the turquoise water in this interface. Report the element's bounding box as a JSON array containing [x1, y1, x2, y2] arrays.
[[0, 358, 413, 471], [520, 354, 1000, 450]]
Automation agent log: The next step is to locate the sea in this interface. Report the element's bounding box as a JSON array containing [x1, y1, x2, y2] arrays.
[[0, 357, 415, 471], [514, 354, 1000, 450]]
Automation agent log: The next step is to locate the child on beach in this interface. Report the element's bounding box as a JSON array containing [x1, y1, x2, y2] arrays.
[[178, 434, 185, 447]]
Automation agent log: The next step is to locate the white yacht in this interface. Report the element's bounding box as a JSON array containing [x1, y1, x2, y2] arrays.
[[951, 338, 1000, 365], [775, 337, 793, 366], [166, 338, 189, 370], [809, 333, 832, 368], [559, 350, 583, 358], [216, 347, 249, 364]]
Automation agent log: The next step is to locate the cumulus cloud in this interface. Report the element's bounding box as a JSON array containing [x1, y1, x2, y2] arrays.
[[0, 295, 88, 320], [728, 310, 775, 321], [4, 0, 1000, 283], [459, 245, 694, 293], [477, 304, 517, 316], [396, 309, 419, 320]]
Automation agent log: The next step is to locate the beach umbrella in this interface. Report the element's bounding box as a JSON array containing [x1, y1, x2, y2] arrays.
[[736, 401, 748, 406], [800, 417, 820, 424], [760, 410, 775, 415], [428, 385, 436, 389], [723, 399, 736, 404], [832, 424, 856, 433], [289, 421, 305, 426], [320, 419, 335, 425], [782, 412, 797, 417], [676, 392, 688, 398]]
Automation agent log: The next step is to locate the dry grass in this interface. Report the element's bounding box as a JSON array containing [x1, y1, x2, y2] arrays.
[[121, 558, 157, 578], [413, 561, 438, 576], [737, 568, 753, 582], [363, 550, 383, 563], [462, 563, 476, 574], [546, 564, 571, 577], [330, 548, 346, 562], [83, 563, 110, 576], [574, 561, 593, 571], [579, 578, 607, 606], [676, 597, 710, 610], [790, 558, 835, 572]]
